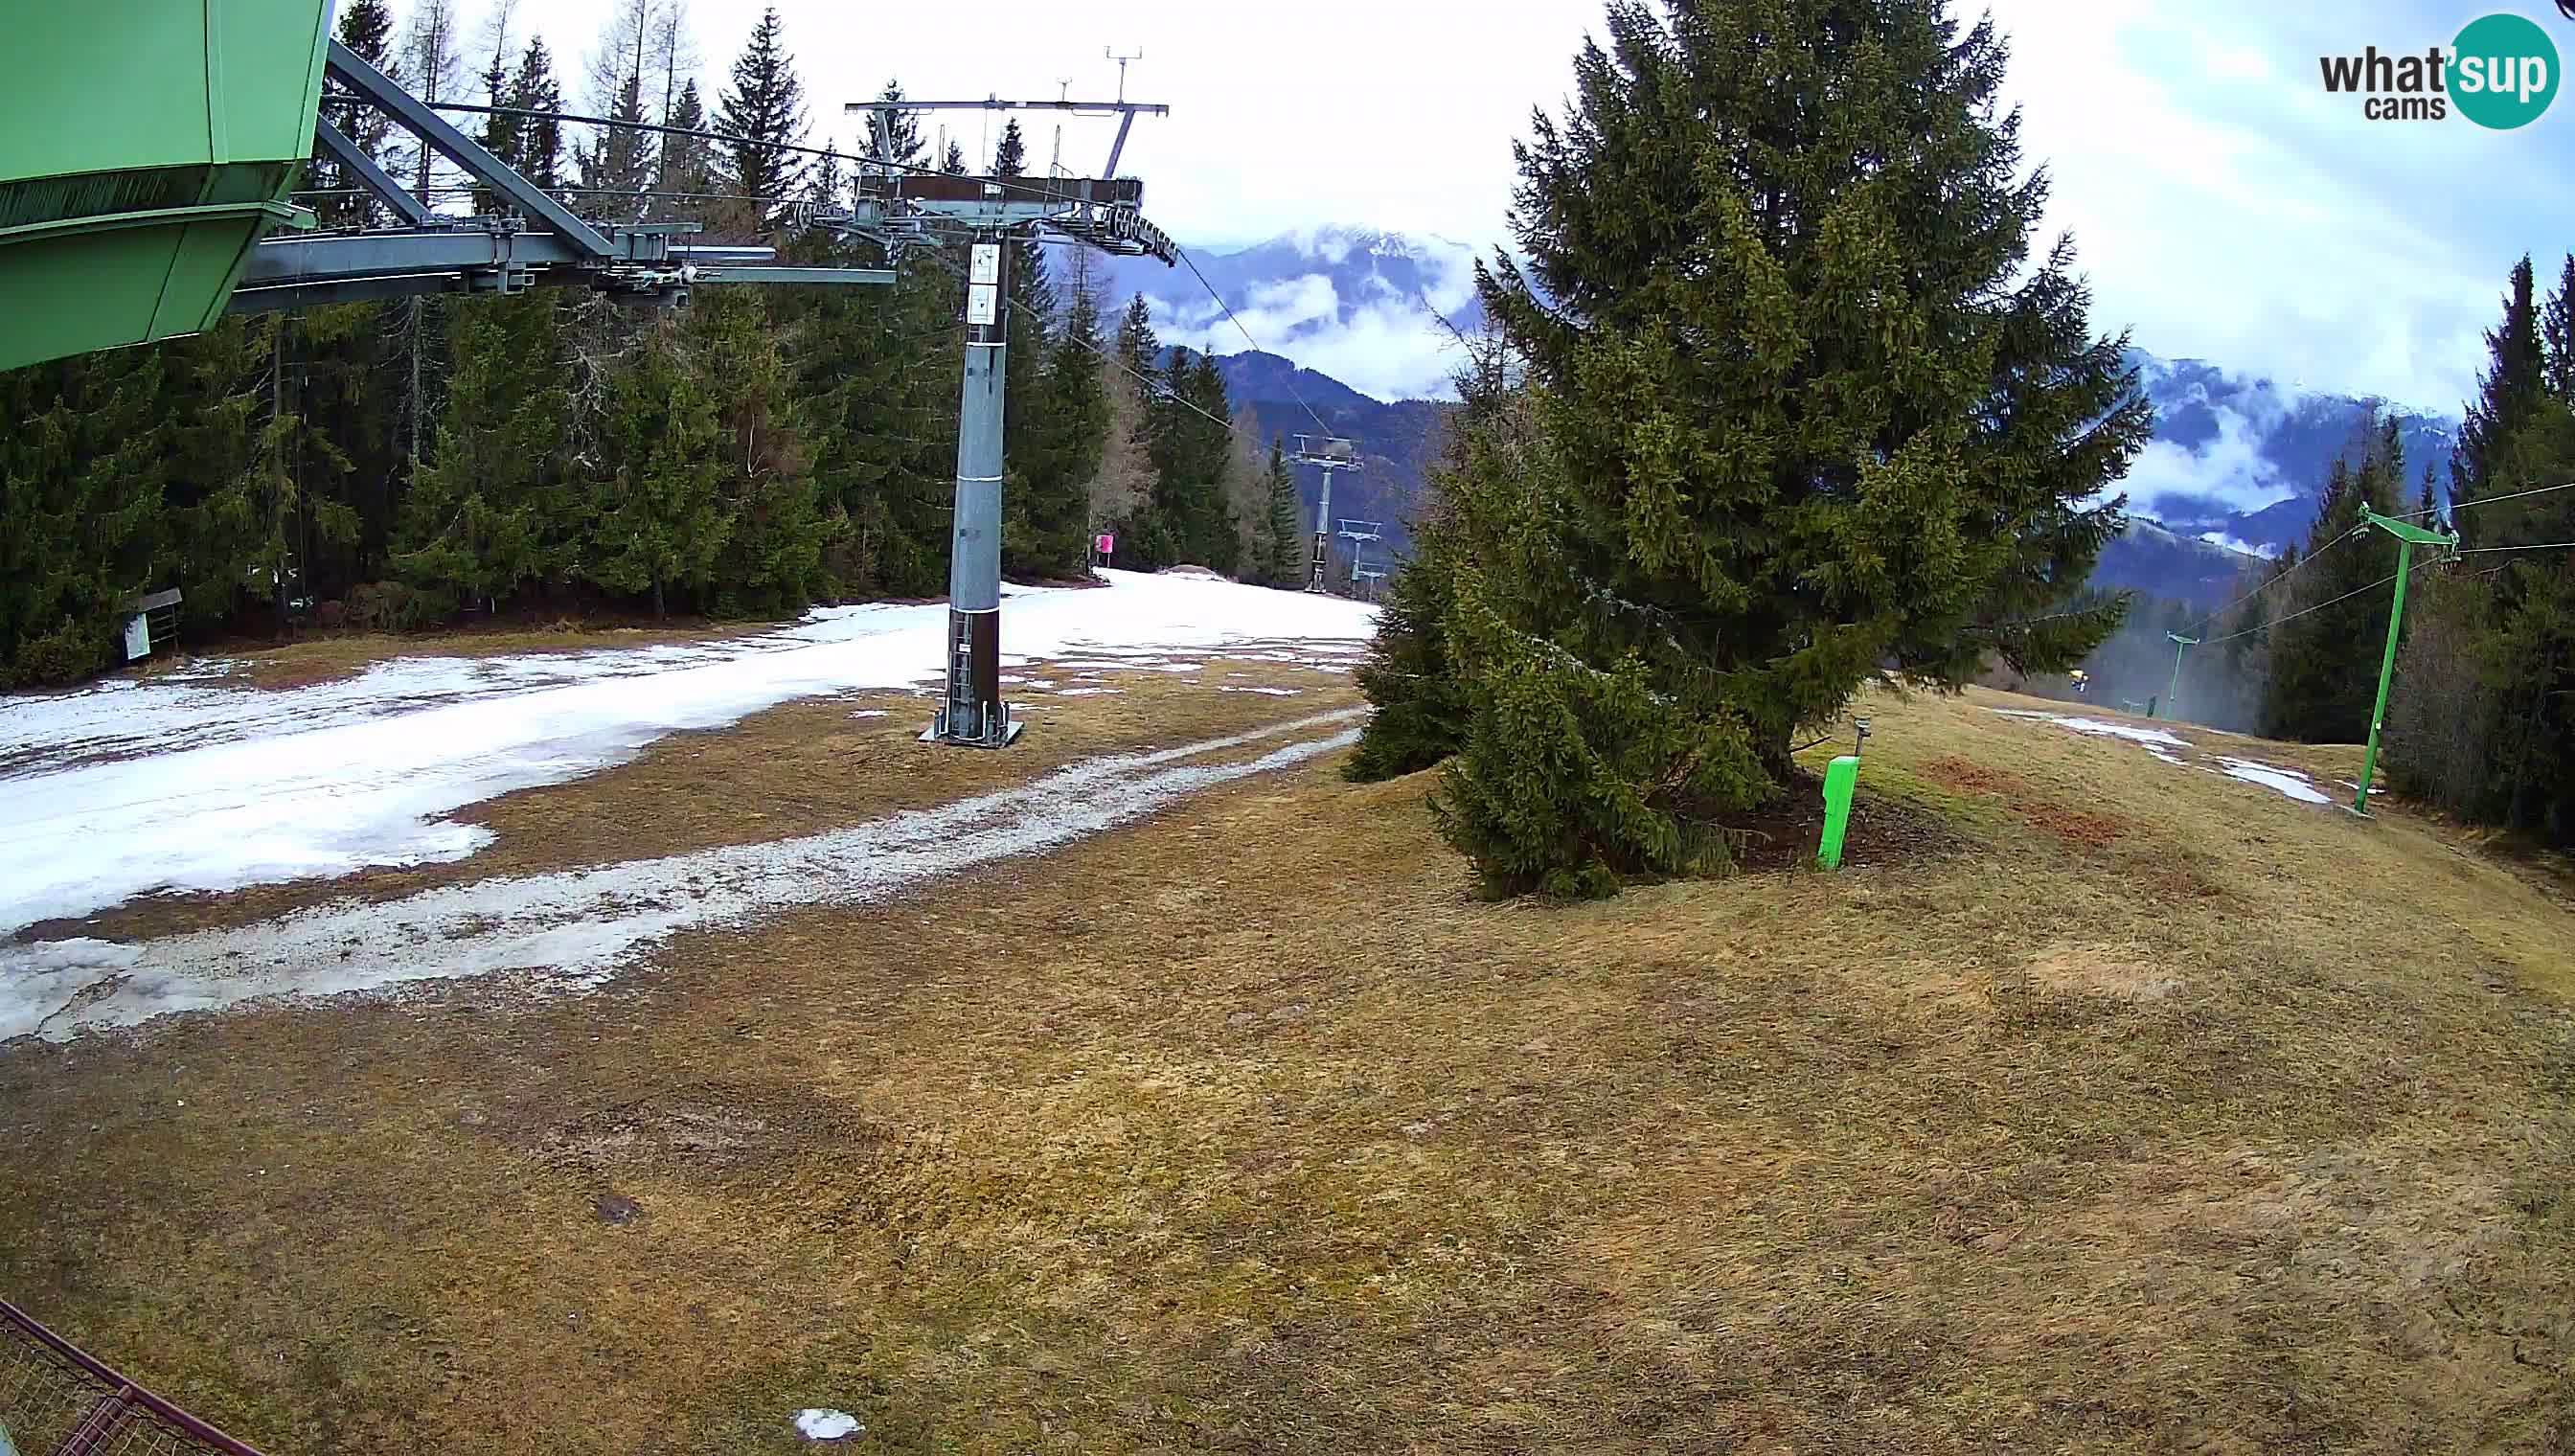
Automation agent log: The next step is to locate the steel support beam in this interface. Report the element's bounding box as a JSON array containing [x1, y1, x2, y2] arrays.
[[697, 266, 897, 286], [239, 228, 573, 285], [312, 116, 436, 227], [1105, 111, 1137, 177], [324, 39, 615, 258], [229, 272, 486, 311]]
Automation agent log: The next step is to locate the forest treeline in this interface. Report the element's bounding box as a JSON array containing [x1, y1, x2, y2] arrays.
[[2380, 254, 2574, 842], [0, 0, 1310, 686], [2145, 253, 2575, 842], [1993, 253, 2575, 846]]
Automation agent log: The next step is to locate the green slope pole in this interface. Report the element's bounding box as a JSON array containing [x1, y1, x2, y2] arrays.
[[2166, 632, 2199, 720], [2350, 508, 2458, 818], [1818, 755, 1860, 869]]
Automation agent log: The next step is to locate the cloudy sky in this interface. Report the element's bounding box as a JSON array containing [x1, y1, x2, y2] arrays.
[[492, 0, 2571, 412]]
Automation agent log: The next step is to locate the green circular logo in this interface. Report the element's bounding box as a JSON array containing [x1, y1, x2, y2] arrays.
[[2453, 12, 2560, 128]]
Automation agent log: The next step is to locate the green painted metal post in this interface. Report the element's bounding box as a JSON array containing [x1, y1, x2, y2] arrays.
[[2353, 538, 2414, 818], [1818, 755, 1860, 870], [2166, 632, 2199, 720], [2350, 506, 2459, 818]]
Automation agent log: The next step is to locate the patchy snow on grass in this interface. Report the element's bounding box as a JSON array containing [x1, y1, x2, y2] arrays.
[[0, 711, 1364, 1042], [1219, 686, 1303, 697], [793, 1409, 862, 1441], [2217, 758, 2333, 805], [0, 573, 1375, 935], [1986, 708, 2191, 750]]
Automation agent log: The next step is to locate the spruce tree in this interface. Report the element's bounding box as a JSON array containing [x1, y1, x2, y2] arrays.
[[2542, 254, 2575, 402], [792, 83, 955, 596], [1263, 441, 1306, 585], [1106, 296, 1176, 565], [716, 8, 808, 202], [312, 0, 401, 229], [158, 321, 285, 632], [659, 80, 716, 223], [397, 297, 567, 614], [288, 296, 404, 587], [1347, 333, 1515, 781], [1008, 283, 1108, 579], [471, 12, 521, 215], [688, 288, 826, 615], [583, 331, 729, 619], [2454, 255, 2543, 526], [510, 38, 565, 192], [795, 264, 959, 596], [1192, 355, 1243, 574], [578, 72, 655, 216], [1421, 0, 2150, 896], [804, 143, 847, 212], [0, 349, 171, 683], [1116, 293, 1158, 378], [2262, 438, 2405, 742], [1079, 266, 1156, 542], [1144, 349, 1241, 571]]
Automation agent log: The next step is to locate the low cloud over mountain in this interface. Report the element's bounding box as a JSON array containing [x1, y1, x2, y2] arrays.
[[1098, 227, 1485, 402], [1143, 231, 2467, 599]]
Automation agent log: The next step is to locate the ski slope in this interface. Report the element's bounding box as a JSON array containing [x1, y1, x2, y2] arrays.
[[0, 572, 1376, 936]]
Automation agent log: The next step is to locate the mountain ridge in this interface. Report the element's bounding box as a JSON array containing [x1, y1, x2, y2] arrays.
[[1128, 230, 2462, 603]]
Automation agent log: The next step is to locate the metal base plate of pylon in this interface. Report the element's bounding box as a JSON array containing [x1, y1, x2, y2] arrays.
[[921, 703, 1025, 749]]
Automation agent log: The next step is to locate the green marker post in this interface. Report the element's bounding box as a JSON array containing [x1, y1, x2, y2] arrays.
[[1818, 755, 1859, 870], [2351, 507, 2457, 817]]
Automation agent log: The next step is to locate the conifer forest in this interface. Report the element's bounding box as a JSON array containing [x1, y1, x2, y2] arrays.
[[0, 0, 1302, 690]]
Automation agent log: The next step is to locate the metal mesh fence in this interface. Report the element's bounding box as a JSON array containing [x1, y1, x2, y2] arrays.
[[0, 1301, 265, 1456]]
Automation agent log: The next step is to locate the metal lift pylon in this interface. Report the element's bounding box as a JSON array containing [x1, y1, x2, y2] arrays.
[[832, 90, 1176, 749], [1291, 435, 1364, 593], [2349, 507, 2459, 817]]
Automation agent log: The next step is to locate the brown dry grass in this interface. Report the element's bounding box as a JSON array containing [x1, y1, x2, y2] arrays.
[[3, 681, 2571, 1454]]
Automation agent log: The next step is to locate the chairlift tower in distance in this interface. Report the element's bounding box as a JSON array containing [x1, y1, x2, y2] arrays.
[[1291, 435, 1364, 593], [1335, 518, 1383, 598], [834, 85, 1175, 749]]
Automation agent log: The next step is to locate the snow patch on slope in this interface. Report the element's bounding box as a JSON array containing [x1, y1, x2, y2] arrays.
[[0, 712, 1363, 1043], [2216, 757, 2333, 804], [0, 572, 1375, 934]]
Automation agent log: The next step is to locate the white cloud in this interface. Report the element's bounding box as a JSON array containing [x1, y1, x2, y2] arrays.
[[2118, 374, 2309, 518], [1983, 0, 2564, 409], [1157, 280, 1465, 400], [2199, 532, 2280, 559], [1145, 230, 1491, 399]]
